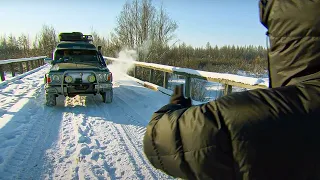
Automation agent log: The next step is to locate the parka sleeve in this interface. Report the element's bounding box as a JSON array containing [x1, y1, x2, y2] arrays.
[[143, 102, 237, 180], [143, 82, 320, 180]]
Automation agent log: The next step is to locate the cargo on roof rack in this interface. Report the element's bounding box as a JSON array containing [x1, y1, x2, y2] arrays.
[[58, 32, 93, 42]]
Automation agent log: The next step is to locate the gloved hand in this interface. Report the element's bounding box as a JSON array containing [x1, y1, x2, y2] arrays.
[[169, 84, 192, 108]]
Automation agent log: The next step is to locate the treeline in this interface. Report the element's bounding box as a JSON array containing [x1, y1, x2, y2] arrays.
[[0, 0, 267, 75], [0, 25, 58, 60]]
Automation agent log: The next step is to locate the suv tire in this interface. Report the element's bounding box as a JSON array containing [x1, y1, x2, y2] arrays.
[[102, 89, 113, 103], [45, 93, 57, 106]]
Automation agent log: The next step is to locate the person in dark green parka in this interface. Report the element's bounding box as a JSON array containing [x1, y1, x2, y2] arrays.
[[143, 0, 320, 179]]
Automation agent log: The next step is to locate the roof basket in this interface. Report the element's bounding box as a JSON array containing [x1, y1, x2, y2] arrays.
[[59, 32, 93, 42]]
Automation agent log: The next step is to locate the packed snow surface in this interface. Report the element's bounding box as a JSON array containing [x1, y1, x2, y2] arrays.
[[0, 64, 175, 180]]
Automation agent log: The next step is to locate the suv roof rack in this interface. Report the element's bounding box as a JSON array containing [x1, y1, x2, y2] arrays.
[[59, 32, 93, 43]]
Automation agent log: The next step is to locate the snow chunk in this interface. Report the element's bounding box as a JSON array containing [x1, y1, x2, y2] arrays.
[[80, 145, 91, 156], [78, 135, 90, 143]]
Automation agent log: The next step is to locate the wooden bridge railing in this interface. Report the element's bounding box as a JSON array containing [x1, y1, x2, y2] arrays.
[[105, 57, 268, 98], [0, 56, 46, 81]]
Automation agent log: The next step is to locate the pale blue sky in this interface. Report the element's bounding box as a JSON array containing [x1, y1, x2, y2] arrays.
[[0, 0, 267, 47]]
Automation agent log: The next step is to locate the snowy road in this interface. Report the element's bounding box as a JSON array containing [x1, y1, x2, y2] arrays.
[[0, 64, 174, 180]]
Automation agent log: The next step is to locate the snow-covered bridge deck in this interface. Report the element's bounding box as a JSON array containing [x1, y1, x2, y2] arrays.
[[0, 64, 174, 180]]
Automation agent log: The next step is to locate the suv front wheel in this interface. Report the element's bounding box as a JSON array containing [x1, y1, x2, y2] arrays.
[[45, 93, 57, 106], [101, 89, 113, 103]]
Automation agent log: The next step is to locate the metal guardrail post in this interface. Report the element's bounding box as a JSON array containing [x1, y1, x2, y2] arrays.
[[19, 62, 24, 74], [26, 61, 30, 71], [10, 64, 16, 77], [149, 69, 154, 83], [163, 72, 169, 89], [185, 75, 191, 98], [223, 84, 233, 95], [133, 66, 137, 78]]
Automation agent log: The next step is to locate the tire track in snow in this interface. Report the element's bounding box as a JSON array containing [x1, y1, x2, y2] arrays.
[[0, 66, 51, 180], [0, 85, 58, 180], [99, 89, 172, 180], [80, 95, 141, 180], [56, 93, 148, 180], [49, 112, 79, 180], [111, 95, 173, 180], [115, 85, 165, 123], [68, 95, 115, 180], [64, 96, 86, 180], [111, 84, 174, 180], [0, 67, 48, 117], [43, 95, 118, 180], [42, 96, 87, 180], [15, 106, 65, 180]]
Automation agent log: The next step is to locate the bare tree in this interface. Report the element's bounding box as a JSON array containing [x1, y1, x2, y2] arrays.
[[191, 79, 208, 102], [155, 5, 178, 45], [35, 24, 58, 58], [114, 0, 178, 52], [18, 34, 31, 57]]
